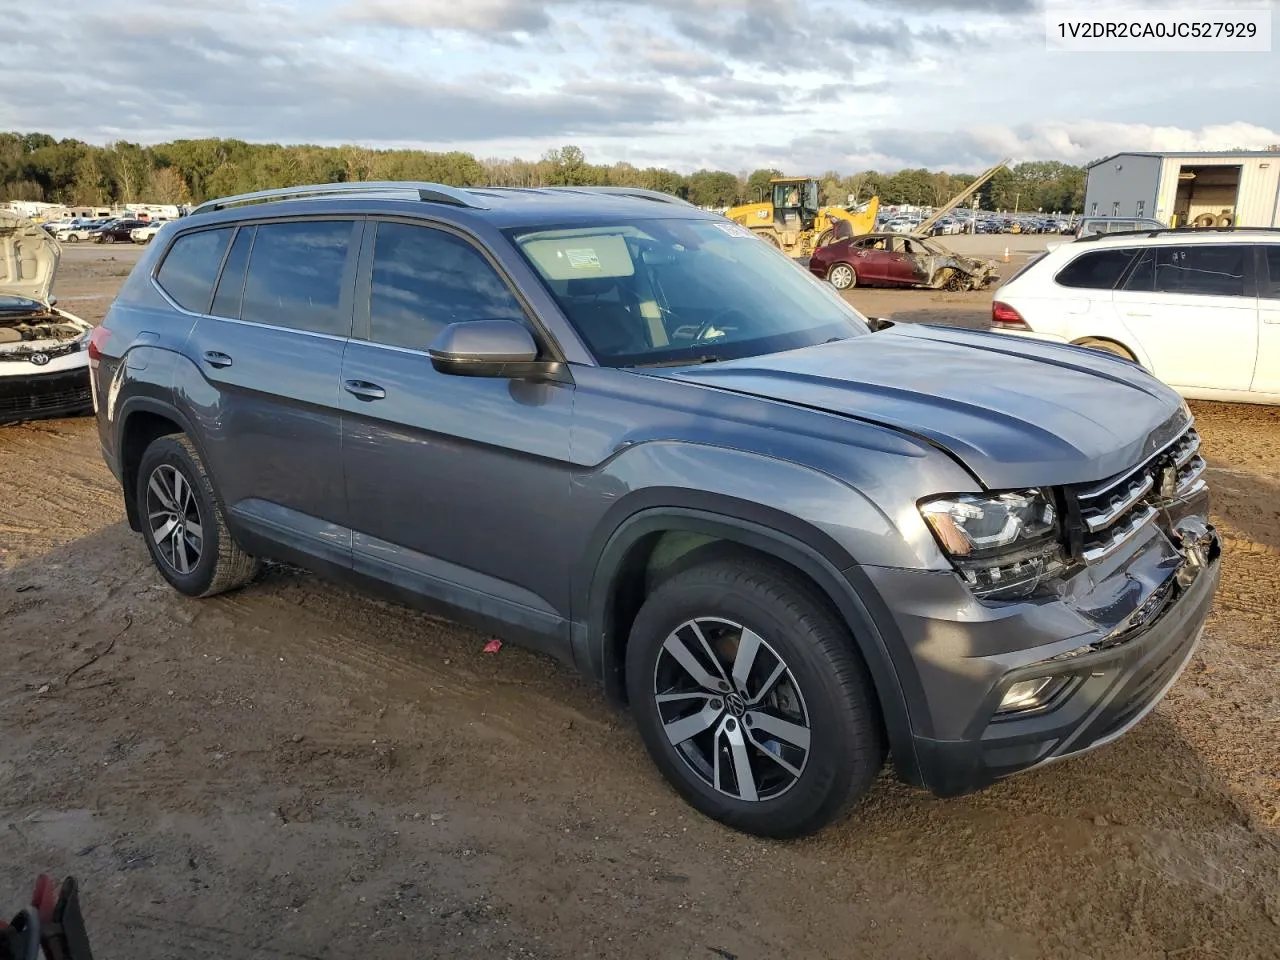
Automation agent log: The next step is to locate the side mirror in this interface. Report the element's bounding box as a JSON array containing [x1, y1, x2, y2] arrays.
[[428, 319, 543, 379]]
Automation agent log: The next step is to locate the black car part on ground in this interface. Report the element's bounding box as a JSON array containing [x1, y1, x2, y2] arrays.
[[0, 875, 94, 960]]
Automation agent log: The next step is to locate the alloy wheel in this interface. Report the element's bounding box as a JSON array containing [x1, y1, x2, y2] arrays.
[[145, 464, 204, 575], [653, 617, 811, 802], [829, 264, 855, 289]]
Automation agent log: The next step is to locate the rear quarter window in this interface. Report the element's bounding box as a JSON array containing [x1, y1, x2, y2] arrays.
[[1054, 248, 1139, 290], [154, 228, 233, 313]]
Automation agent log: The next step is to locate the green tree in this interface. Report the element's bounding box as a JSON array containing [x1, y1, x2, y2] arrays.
[[685, 169, 740, 208], [744, 168, 783, 203]]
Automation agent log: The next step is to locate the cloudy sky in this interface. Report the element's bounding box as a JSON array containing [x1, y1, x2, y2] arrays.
[[5, 0, 1278, 173]]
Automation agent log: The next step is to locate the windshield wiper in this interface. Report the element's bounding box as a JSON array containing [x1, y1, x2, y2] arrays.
[[630, 355, 725, 368]]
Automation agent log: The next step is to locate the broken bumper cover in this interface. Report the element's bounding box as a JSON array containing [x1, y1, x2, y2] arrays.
[[0, 366, 93, 424], [861, 523, 1221, 797]]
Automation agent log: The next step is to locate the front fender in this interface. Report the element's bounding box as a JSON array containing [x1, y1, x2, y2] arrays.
[[577, 500, 925, 786]]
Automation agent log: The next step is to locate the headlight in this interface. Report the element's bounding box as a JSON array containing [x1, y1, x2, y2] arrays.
[[920, 489, 1066, 600]]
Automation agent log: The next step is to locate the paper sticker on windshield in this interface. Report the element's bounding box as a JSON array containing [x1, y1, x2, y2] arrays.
[[565, 248, 602, 270], [714, 223, 752, 239]]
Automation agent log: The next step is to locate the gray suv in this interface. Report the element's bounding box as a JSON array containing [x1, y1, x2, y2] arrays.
[[91, 182, 1221, 838]]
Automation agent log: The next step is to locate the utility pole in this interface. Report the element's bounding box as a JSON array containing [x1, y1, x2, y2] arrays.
[[1014, 192, 1020, 215]]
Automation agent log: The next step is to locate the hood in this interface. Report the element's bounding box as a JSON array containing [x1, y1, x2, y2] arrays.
[[0, 211, 59, 303], [650, 324, 1187, 489]]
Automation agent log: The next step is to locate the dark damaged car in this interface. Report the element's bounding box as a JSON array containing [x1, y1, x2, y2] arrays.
[[92, 182, 1221, 838], [0, 211, 94, 424], [810, 230, 999, 291]]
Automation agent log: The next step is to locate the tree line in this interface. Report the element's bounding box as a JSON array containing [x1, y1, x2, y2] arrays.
[[0, 133, 1087, 214]]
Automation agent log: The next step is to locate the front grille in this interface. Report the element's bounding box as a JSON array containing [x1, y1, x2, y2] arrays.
[[0, 341, 82, 364], [1072, 424, 1206, 564], [0, 369, 92, 418]]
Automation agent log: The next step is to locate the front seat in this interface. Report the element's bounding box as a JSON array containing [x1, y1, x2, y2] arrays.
[[560, 277, 650, 358]]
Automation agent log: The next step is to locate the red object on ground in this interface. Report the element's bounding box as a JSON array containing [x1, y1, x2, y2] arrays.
[[482, 639, 503, 654]]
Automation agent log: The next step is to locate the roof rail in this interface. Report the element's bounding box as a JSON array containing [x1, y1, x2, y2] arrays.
[[537, 186, 696, 207], [1076, 225, 1280, 242], [189, 181, 487, 216]]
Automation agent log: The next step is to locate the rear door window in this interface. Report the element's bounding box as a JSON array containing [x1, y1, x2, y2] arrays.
[[155, 227, 233, 313], [240, 220, 358, 336], [1055, 248, 1139, 290], [1151, 245, 1248, 297]]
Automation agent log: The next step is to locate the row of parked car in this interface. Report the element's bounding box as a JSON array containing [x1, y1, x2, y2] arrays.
[[42, 217, 170, 245], [877, 214, 1076, 236]]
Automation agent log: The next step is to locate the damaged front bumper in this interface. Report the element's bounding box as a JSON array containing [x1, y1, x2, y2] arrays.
[[860, 492, 1221, 797]]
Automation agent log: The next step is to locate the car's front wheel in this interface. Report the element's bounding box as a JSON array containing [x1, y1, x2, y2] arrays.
[[626, 556, 884, 838], [136, 434, 260, 598], [828, 263, 857, 290]]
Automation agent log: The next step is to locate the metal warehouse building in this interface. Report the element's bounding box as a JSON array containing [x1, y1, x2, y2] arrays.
[[1083, 150, 1280, 228]]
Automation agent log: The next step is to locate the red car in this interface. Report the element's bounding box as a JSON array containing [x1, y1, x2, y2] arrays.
[[807, 231, 998, 292]]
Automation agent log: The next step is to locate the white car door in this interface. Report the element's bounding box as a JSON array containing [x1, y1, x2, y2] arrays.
[[1110, 243, 1257, 391], [1254, 245, 1280, 396]]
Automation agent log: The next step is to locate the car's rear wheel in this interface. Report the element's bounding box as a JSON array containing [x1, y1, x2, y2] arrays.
[[828, 263, 857, 290], [65, 234, 79, 243], [625, 557, 884, 838], [136, 434, 260, 598], [1075, 337, 1136, 362]]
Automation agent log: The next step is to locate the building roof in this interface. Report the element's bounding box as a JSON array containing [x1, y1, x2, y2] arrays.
[[1087, 150, 1280, 169]]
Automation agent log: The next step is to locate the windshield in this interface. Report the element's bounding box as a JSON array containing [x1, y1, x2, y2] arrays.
[[508, 218, 870, 367]]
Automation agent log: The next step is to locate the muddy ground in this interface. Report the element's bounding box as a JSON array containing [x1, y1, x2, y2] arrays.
[[1, 245, 1278, 959]]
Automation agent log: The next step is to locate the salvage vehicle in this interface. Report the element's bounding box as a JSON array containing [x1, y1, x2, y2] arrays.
[[809, 230, 999, 291], [991, 227, 1280, 404], [723, 176, 879, 256], [93, 181, 1220, 838], [0, 211, 94, 424]]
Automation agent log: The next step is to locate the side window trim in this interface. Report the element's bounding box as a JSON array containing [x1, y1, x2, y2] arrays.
[[354, 216, 565, 362], [1258, 245, 1280, 300], [209, 224, 255, 320]]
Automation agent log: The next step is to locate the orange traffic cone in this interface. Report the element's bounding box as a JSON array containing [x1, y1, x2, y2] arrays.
[[1002, 247, 1011, 263]]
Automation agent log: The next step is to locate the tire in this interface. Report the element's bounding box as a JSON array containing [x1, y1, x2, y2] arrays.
[[66, 234, 80, 243], [753, 230, 781, 248], [625, 557, 884, 838], [135, 434, 260, 598], [827, 263, 857, 290], [1075, 337, 1136, 362]]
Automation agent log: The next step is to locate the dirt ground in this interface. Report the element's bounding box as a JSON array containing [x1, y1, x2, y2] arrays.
[[2, 245, 1278, 959]]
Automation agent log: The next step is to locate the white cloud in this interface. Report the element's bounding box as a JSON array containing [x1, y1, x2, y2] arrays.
[[1, 0, 1276, 173]]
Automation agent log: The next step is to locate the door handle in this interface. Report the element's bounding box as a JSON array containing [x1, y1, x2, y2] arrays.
[[344, 380, 387, 401], [202, 350, 233, 368]]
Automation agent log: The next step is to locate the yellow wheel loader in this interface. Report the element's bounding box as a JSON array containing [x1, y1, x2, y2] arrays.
[[724, 177, 879, 257]]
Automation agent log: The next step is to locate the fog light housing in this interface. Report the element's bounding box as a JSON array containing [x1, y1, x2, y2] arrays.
[[997, 676, 1065, 715]]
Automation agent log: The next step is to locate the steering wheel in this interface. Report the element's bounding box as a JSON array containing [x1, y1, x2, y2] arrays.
[[691, 306, 750, 343]]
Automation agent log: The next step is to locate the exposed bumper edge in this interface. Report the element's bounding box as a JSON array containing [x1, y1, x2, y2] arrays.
[[910, 550, 1220, 797]]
